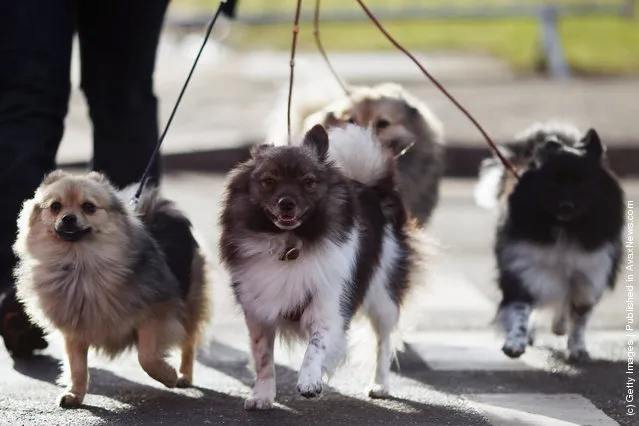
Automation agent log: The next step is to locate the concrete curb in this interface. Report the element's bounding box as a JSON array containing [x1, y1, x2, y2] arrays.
[[59, 141, 639, 178]]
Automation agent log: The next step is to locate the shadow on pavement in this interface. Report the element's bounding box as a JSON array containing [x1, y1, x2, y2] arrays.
[[197, 339, 492, 425], [391, 342, 630, 425], [12, 354, 246, 422]]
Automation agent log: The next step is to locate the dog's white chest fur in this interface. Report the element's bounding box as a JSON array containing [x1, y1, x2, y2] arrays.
[[502, 239, 616, 304], [231, 228, 360, 324]]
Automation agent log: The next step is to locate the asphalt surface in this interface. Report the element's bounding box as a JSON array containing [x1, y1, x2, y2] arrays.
[[1, 174, 636, 425]]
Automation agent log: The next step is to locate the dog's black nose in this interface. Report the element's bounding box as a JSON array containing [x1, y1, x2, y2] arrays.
[[277, 197, 296, 212], [61, 214, 77, 226], [558, 202, 574, 215]]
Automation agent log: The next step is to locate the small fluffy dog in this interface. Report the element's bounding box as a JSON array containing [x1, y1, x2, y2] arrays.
[[220, 124, 416, 410], [476, 122, 624, 361], [13, 171, 210, 407], [268, 82, 445, 227]]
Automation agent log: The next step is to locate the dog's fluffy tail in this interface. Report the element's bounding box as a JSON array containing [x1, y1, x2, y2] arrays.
[[474, 155, 508, 210], [327, 124, 395, 189]]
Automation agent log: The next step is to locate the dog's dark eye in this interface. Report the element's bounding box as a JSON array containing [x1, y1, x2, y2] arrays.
[[303, 178, 317, 190], [82, 202, 96, 214], [376, 119, 391, 129], [261, 178, 275, 190], [50, 202, 62, 213], [347, 117, 356, 124]]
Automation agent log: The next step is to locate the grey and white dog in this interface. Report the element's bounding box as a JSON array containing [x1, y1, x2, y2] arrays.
[[476, 122, 625, 361]]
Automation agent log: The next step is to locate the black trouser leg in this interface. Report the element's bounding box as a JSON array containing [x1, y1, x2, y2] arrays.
[[0, 0, 74, 293], [77, 0, 170, 189]]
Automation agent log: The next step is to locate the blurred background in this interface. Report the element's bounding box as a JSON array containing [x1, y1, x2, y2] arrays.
[[58, 0, 639, 176], [169, 0, 638, 76]]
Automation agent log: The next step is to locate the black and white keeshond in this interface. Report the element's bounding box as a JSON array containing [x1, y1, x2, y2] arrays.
[[219, 124, 416, 409], [476, 122, 624, 361]]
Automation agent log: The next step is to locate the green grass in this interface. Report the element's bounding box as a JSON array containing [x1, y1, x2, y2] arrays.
[[170, 0, 639, 76]]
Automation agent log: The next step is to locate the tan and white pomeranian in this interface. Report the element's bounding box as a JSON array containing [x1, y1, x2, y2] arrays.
[[12, 170, 210, 408], [267, 81, 445, 226]]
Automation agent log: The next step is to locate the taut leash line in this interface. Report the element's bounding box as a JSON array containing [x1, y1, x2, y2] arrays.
[[354, 0, 520, 180], [133, 1, 227, 201]]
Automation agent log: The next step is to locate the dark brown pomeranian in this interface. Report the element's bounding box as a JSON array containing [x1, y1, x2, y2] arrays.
[[268, 82, 445, 227], [220, 124, 417, 410], [12, 171, 210, 408]]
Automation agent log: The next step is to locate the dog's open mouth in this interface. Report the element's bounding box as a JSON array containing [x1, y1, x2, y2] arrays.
[[275, 215, 301, 230], [55, 227, 92, 242]]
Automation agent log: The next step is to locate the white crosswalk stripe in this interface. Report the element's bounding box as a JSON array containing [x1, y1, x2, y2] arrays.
[[466, 393, 619, 426], [403, 331, 541, 371]]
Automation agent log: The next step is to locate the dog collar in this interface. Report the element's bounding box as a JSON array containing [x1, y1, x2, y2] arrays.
[[279, 247, 300, 262]]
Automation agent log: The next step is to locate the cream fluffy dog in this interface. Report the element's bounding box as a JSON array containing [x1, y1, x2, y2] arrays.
[[13, 170, 210, 408]]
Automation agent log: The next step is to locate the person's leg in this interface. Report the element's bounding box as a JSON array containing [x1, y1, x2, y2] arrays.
[[0, 0, 74, 356], [77, 0, 170, 189]]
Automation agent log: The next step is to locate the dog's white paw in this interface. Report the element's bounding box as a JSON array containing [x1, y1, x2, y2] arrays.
[[245, 378, 276, 410], [244, 396, 274, 410], [567, 335, 591, 363], [502, 338, 527, 358], [368, 384, 390, 399], [567, 348, 591, 363], [552, 317, 568, 336], [297, 369, 323, 398], [176, 374, 192, 388], [58, 391, 84, 408]]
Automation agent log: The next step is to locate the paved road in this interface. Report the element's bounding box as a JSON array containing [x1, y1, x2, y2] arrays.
[[1, 175, 637, 425]]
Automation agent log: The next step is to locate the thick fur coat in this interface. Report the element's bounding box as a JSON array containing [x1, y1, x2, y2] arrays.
[[476, 123, 624, 361], [219, 124, 416, 409], [13, 171, 210, 407]]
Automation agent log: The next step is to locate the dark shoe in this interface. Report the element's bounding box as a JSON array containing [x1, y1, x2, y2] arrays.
[[0, 288, 48, 358]]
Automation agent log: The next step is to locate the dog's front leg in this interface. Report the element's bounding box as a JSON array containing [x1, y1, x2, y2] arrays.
[[58, 336, 89, 408], [244, 314, 276, 410], [499, 301, 532, 358], [297, 304, 344, 398]]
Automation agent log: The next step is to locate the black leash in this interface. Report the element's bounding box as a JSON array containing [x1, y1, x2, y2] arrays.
[[133, 1, 225, 202]]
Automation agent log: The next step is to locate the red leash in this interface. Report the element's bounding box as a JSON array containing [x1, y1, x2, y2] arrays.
[[285, 0, 520, 179], [286, 0, 303, 145], [354, 0, 519, 179], [314, 0, 350, 97]]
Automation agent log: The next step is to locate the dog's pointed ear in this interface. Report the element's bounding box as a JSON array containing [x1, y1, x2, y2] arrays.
[[302, 124, 329, 161], [580, 128, 603, 161], [41, 170, 68, 186], [250, 143, 273, 158], [86, 171, 114, 187]]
